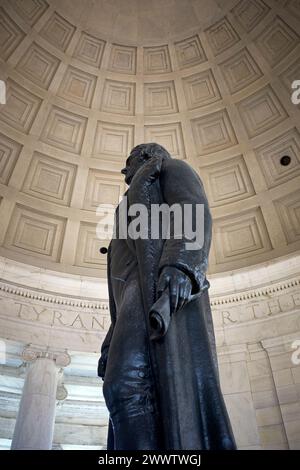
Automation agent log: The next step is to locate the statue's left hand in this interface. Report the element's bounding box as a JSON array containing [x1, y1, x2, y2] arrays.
[[157, 266, 192, 314], [98, 352, 108, 381]]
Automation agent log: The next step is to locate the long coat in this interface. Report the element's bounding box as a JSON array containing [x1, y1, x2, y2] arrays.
[[100, 154, 236, 450]]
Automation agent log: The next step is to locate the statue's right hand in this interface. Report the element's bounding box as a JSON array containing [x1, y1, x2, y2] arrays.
[[157, 266, 192, 315]]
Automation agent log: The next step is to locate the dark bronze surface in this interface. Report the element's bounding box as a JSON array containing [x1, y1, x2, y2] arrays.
[[98, 143, 236, 450]]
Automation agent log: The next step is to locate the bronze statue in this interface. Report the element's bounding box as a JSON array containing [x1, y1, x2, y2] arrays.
[[98, 143, 236, 450]]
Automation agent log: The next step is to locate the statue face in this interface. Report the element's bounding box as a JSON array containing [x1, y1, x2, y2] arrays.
[[121, 148, 148, 185]]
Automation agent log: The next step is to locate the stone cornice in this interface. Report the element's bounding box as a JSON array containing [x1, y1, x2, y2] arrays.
[[22, 346, 71, 367], [0, 281, 109, 311], [210, 277, 300, 306]]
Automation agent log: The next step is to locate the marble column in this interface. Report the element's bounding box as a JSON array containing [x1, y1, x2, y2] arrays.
[[218, 343, 261, 449], [11, 347, 70, 450], [262, 334, 300, 450]]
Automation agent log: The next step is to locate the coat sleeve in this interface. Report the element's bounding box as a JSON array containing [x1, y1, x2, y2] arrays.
[[98, 243, 117, 379], [158, 159, 212, 294]]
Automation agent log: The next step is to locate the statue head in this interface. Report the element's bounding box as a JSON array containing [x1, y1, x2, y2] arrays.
[[121, 143, 171, 185]]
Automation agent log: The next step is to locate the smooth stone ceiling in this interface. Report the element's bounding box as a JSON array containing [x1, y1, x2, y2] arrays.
[[53, 0, 239, 45]]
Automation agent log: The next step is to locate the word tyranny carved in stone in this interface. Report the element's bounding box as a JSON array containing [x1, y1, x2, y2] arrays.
[[0, 296, 110, 331]]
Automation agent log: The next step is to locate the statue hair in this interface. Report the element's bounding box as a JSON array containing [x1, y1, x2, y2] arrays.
[[130, 143, 172, 160]]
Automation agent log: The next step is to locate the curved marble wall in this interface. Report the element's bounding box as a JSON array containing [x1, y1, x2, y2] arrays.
[[0, 252, 300, 449]]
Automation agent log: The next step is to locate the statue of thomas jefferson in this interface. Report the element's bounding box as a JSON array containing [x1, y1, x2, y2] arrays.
[[98, 143, 236, 450]]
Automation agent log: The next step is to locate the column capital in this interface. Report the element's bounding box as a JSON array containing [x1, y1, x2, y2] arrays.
[[22, 345, 71, 368]]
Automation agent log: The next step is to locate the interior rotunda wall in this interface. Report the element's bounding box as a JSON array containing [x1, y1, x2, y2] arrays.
[[0, 0, 300, 450]]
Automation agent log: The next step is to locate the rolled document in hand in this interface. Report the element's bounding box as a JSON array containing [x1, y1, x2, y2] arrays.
[[149, 279, 210, 341], [149, 288, 171, 341]]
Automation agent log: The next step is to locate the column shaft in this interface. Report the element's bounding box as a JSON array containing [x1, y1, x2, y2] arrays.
[[11, 357, 59, 450]]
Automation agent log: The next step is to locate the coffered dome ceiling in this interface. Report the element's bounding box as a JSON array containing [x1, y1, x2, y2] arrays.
[[0, 0, 300, 278]]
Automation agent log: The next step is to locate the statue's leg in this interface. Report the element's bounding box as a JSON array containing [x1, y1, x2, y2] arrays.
[[102, 274, 161, 450], [106, 417, 114, 450], [110, 409, 161, 450]]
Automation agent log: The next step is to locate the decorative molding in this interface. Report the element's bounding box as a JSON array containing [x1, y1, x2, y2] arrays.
[[182, 69, 221, 109], [143, 45, 172, 74], [16, 42, 60, 90], [237, 85, 288, 138], [274, 190, 300, 244], [4, 204, 67, 262], [108, 44, 137, 75], [0, 133, 22, 185], [11, 0, 49, 26], [40, 11, 75, 52], [0, 281, 109, 310], [254, 128, 300, 188], [22, 346, 71, 367], [219, 48, 263, 94], [205, 17, 240, 56], [0, 276, 299, 310], [211, 277, 300, 305], [0, 6, 25, 61], [255, 16, 299, 68], [200, 154, 255, 207], [280, 57, 300, 101], [174, 34, 206, 69], [231, 0, 270, 33], [57, 65, 97, 108], [0, 79, 42, 134], [56, 384, 68, 400], [72, 31, 106, 68], [40, 105, 87, 154], [144, 122, 185, 159], [92, 121, 134, 161], [144, 80, 178, 115], [75, 222, 109, 269], [0, 4, 300, 280], [100, 79, 135, 115], [213, 207, 272, 264], [22, 151, 77, 206], [83, 169, 122, 210], [286, 0, 300, 20], [191, 109, 237, 155]]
